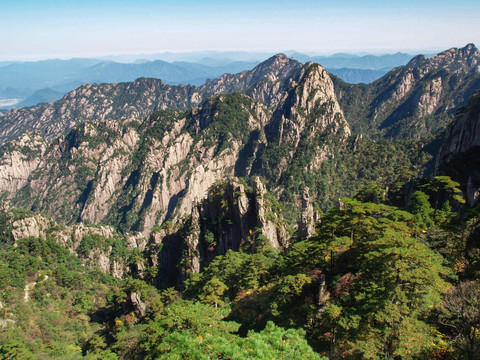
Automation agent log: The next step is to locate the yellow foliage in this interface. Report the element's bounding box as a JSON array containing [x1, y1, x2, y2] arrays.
[[67, 344, 82, 353], [454, 259, 467, 273]]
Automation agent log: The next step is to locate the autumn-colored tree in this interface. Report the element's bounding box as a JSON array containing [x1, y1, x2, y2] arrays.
[[441, 282, 480, 360]]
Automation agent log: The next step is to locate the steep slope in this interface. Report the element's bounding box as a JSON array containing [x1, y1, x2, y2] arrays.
[[0, 95, 268, 234], [0, 78, 202, 145], [436, 92, 480, 205], [0, 55, 302, 146], [0, 62, 348, 238], [255, 63, 350, 193], [0, 132, 48, 195], [333, 43, 480, 139]]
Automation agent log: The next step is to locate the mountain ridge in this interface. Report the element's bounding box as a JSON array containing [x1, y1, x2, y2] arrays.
[[0, 54, 302, 145], [2, 44, 478, 146], [333, 43, 480, 139]]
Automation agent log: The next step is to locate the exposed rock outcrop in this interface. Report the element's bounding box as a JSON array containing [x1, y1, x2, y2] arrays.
[[270, 63, 350, 149], [130, 292, 146, 317], [253, 177, 288, 249], [0, 60, 350, 238], [333, 43, 480, 139], [7, 211, 130, 278], [11, 215, 49, 243], [0, 132, 47, 195], [299, 187, 316, 238], [436, 92, 480, 205]]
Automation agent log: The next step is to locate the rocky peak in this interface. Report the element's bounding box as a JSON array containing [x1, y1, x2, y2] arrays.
[[295, 64, 347, 124], [414, 43, 479, 75], [248, 53, 301, 81], [407, 43, 479, 71], [460, 43, 479, 58], [406, 55, 427, 68], [269, 62, 350, 147], [260, 53, 290, 65], [200, 53, 303, 109]]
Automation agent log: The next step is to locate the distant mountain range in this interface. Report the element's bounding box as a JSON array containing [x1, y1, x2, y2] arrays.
[[0, 51, 421, 110], [328, 68, 390, 84], [288, 51, 416, 69]]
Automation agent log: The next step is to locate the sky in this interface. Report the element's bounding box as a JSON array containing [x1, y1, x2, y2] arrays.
[[0, 0, 479, 61]]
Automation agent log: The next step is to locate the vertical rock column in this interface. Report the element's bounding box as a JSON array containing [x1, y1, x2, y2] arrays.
[[299, 187, 315, 239], [253, 177, 283, 249], [185, 206, 202, 274]]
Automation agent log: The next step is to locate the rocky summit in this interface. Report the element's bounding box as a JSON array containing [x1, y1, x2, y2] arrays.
[[333, 43, 480, 139]]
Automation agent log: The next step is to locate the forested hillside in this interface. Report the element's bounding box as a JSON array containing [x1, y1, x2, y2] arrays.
[[1, 170, 480, 359]]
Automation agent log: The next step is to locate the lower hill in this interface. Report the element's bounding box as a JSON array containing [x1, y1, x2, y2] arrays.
[[14, 88, 65, 108]]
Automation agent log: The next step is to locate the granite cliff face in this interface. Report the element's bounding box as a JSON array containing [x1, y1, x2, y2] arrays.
[[0, 176, 292, 287], [436, 92, 480, 205], [0, 132, 47, 194], [437, 94, 480, 163], [0, 61, 348, 242], [333, 43, 480, 139]]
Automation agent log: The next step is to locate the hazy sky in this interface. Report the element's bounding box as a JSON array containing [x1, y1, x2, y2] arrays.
[[1, 0, 479, 60]]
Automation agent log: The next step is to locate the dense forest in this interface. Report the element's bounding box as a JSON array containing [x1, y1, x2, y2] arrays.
[[1, 169, 479, 359]]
